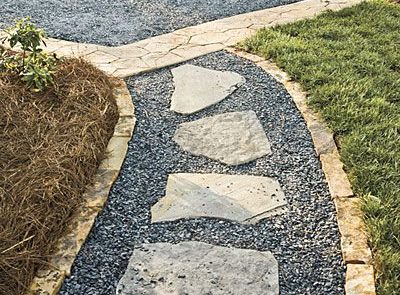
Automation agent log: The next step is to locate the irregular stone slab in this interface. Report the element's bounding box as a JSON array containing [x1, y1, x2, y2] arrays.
[[151, 173, 287, 224], [116, 241, 279, 295], [170, 64, 245, 114], [174, 111, 271, 165]]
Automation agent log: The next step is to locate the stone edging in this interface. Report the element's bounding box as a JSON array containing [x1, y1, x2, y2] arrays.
[[227, 48, 375, 295], [0, 0, 363, 78], [27, 79, 135, 295]]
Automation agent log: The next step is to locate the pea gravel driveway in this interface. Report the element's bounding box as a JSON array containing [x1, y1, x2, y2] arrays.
[[0, 0, 300, 46]]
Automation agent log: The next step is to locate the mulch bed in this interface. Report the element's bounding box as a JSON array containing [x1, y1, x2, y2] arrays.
[[0, 57, 119, 295]]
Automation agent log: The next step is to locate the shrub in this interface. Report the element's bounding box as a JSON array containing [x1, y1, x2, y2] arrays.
[[0, 17, 58, 92]]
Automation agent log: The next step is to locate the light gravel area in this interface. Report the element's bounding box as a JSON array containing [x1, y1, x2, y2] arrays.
[[0, 0, 300, 46], [59, 51, 344, 295]]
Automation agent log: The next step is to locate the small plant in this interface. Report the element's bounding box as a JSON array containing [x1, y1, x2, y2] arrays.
[[0, 17, 57, 92]]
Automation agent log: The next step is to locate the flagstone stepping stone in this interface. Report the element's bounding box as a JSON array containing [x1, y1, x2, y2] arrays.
[[170, 64, 245, 114], [151, 173, 287, 224], [116, 241, 279, 295], [174, 111, 271, 165]]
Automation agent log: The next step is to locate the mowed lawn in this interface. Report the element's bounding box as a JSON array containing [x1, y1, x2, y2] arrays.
[[239, 1, 400, 294]]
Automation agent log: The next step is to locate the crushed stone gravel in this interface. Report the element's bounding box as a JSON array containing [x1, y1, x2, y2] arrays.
[[0, 0, 300, 46], [59, 50, 345, 295]]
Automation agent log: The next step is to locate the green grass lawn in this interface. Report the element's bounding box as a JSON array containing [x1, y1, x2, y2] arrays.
[[239, 1, 400, 294]]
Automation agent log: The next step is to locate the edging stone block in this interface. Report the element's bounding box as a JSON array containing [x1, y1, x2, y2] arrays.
[[345, 264, 376, 295], [335, 197, 372, 264], [99, 136, 130, 171], [28, 269, 65, 295], [28, 79, 135, 295], [320, 150, 354, 198]]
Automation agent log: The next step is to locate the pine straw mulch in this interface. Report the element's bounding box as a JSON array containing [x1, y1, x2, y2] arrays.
[[0, 57, 119, 295]]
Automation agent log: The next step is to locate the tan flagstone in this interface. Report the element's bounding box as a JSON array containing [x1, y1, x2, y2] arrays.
[[174, 111, 271, 165], [151, 173, 287, 224], [173, 26, 211, 37], [117, 242, 279, 295], [189, 31, 232, 45], [197, 17, 254, 33], [139, 52, 183, 68], [143, 42, 180, 53], [53, 43, 98, 57], [113, 67, 144, 78], [86, 51, 119, 64], [100, 45, 149, 59], [41, 41, 68, 54], [170, 43, 226, 60], [113, 56, 150, 69], [94, 62, 118, 76], [111, 57, 150, 77], [142, 34, 189, 52], [223, 28, 256, 46], [170, 65, 245, 114]]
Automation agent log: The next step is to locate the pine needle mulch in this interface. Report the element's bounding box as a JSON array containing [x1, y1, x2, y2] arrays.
[[0, 57, 119, 295]]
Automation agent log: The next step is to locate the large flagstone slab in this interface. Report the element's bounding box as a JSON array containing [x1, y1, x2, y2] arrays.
[[151, 173, 287, 224], [174, 111, 271, 165], [116, 241, 279, 295], [170, 64, 245, 114]]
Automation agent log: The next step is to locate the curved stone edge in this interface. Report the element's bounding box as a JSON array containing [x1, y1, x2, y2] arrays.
[[0, 0, 363, 78], [227, 48, 375, 295], [27, 79, 135, 295]]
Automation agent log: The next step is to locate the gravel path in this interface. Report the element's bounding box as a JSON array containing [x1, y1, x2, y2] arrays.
[[0, 0, 301, 46], [59, 51, 344, 295]]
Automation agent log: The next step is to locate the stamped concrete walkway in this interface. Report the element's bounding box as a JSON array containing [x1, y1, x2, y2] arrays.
[[1, 0, 362, 78], [3, 0, 373, 294]]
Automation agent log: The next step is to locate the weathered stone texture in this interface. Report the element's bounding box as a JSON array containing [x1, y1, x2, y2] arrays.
[[174, 111, 271, 165], [170, 64, 245, 114], [116, 242, 279, 295], [151, 173, 287, 224]]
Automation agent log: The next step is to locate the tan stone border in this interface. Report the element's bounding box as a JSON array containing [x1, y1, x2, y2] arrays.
[[27, 79, 135, 295], [1, 0, 363, 78], [227, 48, 375, 295]]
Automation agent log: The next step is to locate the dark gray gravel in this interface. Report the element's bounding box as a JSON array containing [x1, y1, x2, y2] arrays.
[[59, 51, 345, 295], [0, 0, 301, 46]]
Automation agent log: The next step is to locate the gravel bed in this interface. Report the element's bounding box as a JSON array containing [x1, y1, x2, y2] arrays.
[[59, 51, 345, 295], [0, 0, 301, 46]]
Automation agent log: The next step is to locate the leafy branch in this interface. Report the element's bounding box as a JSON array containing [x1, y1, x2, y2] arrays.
[[0, 17, 58, 92]]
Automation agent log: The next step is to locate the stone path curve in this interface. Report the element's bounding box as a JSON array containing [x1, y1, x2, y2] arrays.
[[4, 0, 374, 294], [69, 48, 365, 294]]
